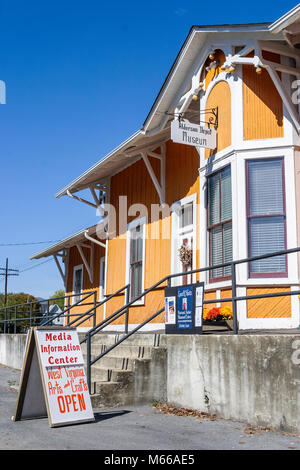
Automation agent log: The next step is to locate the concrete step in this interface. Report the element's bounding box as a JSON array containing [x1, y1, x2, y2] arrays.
[[79, 332, 166, 348], [90, 377, 135, 407], [81, 344, 152, 360], [90, 367, 135, 383], [88, 355, 135, 371]]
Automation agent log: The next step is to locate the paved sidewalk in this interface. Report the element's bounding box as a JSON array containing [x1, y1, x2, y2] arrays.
[[0, 364, 300, 450]]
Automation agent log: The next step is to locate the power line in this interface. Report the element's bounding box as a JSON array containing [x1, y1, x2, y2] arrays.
[[0, 258, 19, 305], [19, 258, 53, 273], [0, 240, 61, 247]]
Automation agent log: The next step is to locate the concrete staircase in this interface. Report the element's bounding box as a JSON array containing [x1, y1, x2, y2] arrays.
[[80, 332, 167, 408]]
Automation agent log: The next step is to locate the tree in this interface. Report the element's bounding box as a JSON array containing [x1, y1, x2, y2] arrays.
[[49, 289, 65, 310], [0, 292, 41, 333]]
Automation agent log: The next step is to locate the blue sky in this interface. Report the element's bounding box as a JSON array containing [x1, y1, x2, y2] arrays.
[[0, 0, 296, 299]]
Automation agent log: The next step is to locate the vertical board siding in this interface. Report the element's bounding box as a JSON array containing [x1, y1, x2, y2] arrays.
[[204, 49, 228, 90], [66, 244, 106, 327], [204, 81, 231, 159], [243, 51, 283, 140], [103, 140, 200, 325]]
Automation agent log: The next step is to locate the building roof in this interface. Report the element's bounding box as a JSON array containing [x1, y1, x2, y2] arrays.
[[56, 22, 274, 199], [269, 3, 300, 33], [30, 225, 98, 259]]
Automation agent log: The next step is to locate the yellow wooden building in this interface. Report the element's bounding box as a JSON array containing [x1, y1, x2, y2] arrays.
[[32, 5, 300, 331]]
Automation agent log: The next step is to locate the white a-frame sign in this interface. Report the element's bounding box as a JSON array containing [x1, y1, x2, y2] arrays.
[[13, 327, 95, 428]]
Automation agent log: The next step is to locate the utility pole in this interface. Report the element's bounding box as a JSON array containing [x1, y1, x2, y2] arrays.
[[0, 258, 19, 305]]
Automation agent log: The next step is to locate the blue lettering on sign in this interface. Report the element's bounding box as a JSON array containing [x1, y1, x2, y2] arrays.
[[177, 286, 193, 329]]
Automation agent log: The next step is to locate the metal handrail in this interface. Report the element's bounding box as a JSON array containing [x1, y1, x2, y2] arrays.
[[42, 291, 97, 327], [0, 290, 98, 333], [84, 246, 300, 391], [74, 284, 130, 330]]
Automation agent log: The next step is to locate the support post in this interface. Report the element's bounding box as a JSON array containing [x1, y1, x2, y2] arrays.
[[231, 262, 238, 335], [87, 333, 92, 393], [125, 284, 130, 334]]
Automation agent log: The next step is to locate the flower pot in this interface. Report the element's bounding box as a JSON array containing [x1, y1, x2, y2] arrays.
[[226, 319, 234, 330]]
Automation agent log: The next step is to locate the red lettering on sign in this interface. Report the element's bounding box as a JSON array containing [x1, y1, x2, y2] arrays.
[[57, 396, 65, 414], [57, 394, 86, 414]]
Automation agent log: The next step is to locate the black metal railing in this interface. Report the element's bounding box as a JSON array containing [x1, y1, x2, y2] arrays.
[[0, 290, 98, 333], [83, 246, 300, 392], [2, 247, 300, 393]]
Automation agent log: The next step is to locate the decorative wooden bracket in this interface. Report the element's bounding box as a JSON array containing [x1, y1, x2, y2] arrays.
[[76, 243, 94, 284], [53, 249, 69, 290], [141, 144, 166, 204]]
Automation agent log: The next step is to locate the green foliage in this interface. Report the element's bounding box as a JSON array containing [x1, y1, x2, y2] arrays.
[[0, 292, 41, 333], [49, 289, 65, 310]]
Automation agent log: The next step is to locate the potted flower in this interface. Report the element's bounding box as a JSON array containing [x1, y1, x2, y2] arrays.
[[203, 306, 234, 330], [220, 306, 234, 330]]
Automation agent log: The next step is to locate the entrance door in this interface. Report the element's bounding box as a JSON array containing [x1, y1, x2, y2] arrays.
[[171, 194, 197, 286]]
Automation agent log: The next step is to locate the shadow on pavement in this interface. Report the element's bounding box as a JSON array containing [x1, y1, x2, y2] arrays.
[[94, 410, 132, 423]]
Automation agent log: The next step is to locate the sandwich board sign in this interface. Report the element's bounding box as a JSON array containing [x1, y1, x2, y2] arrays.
[[13, 327, 95, 428]]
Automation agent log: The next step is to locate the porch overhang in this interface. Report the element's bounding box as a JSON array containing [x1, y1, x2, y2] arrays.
[[30, 225, 103, 288]]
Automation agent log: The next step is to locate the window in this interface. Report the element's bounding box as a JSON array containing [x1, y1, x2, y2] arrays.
[[171, 194, 196, 286], [246, 158, 287, 277], [126, 219, 145, 302], [99, 257, 106, 301], [72, 265, 83, 303], [207, 166, 232, 281]]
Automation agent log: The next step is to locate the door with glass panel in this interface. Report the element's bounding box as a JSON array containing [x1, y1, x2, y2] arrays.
[[172, 196, 196, 286]]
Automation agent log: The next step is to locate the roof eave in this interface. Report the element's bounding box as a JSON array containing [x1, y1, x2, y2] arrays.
[[269, 4, 300, 33]]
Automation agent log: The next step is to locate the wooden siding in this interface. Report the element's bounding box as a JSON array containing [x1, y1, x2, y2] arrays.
[[243, 51, 284, 140], [65, 244, 106, 327], [220, 289, 233, 309], [204, 80, 231, 159], [204, 49, 228, 90], [103, 140, 200, 325], [246, 287, 291, 318]]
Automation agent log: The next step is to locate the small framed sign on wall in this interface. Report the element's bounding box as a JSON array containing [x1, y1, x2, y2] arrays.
[[164, 282, 204, 334]]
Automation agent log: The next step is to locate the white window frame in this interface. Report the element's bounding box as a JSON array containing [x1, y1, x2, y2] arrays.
[[72, 264, 83, 304], [125, 216, 146, 306], [99, 256, 106, 301], [171, 193, 197, 287]]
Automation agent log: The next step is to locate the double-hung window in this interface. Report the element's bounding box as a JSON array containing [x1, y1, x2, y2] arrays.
[[127, 218, 145, 302], [73, 265, 83, 304], [207, 165, 232, 281], [246, 158, 287, 277]]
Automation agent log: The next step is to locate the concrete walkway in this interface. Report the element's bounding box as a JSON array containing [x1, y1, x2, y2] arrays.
[[1, 364, 300, 451]]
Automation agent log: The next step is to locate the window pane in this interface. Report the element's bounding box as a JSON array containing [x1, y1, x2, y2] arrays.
[[130, 237, 137, 263], [137, 233, 143, 261], [208, 173, 220, 226], [75, 269, 82, 294], [250, 217, 286, 273], [221, 167, 232, 222], [130, 262, 142, 299], [179, 203, 193, 228], [130, 225, 143, 263], [210, 225, 223, 278], [223, 222, 233, 276], [248, 159, 284, 216]]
